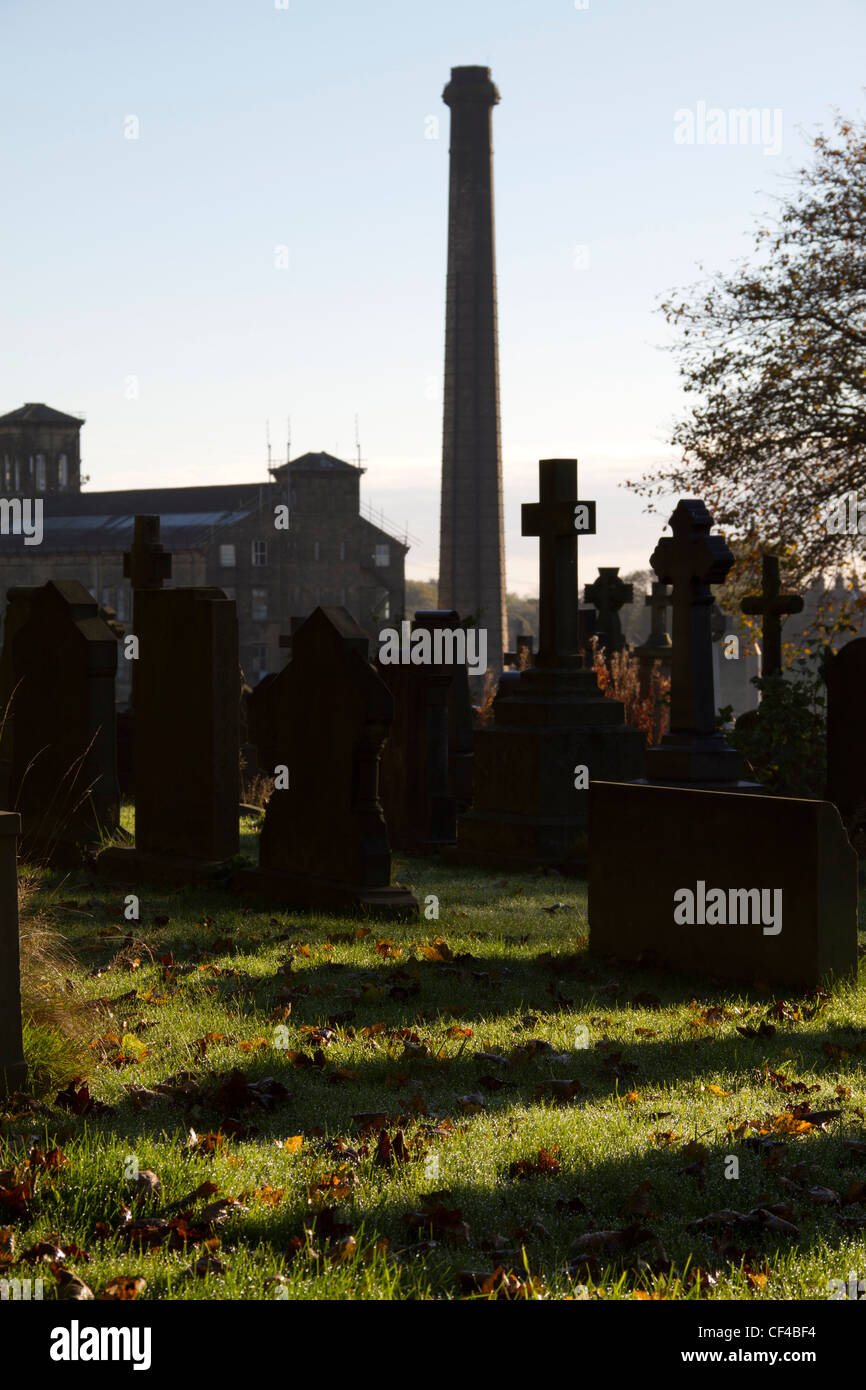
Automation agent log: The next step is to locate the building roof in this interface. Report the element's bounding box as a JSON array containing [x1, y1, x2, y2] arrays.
[[42, 483, 272, 518], [0, 507, 253, 555], [271, 451, 362, 476], [0, 403, 85, 428]]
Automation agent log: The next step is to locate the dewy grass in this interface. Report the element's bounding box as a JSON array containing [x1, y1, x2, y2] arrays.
[[2, 857, 864, 1301]]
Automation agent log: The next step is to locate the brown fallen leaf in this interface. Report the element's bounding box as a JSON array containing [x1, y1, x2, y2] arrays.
[[97, 1276, 146, 1301], [55, 1269, 95, 1301]]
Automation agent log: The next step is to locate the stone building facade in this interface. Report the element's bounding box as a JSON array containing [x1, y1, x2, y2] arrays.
[[0, 407, 408, 705]]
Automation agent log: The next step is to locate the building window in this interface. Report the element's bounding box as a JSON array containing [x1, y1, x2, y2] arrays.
[[219, 544, 236, 568], [252, 644, 268, 679], [251, 587, 268, 620], [339, 541, 346, 562], [252, 540, 268, 567], [313, 541, 320, 562], [35, 455, 46, 491], [373, 544, 390, 568], [13, 460, 20, 491], [100, 588, 115, 614], [57, 454, 68, 488], [115, 589, 127, 621]]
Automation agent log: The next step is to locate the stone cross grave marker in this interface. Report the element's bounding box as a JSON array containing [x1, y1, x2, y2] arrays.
[[0, 812, 26, 1097], [449, 459, 644, 873], [236, 607, 418, 917], [10, 581, 119, 863], [98, 516, 239, 882], [646, 499, 741, 784], [740, 554, 804, 679], [584, 567, 634, 654], [521, 459, 596, 670], [635, 581, 672, 699]]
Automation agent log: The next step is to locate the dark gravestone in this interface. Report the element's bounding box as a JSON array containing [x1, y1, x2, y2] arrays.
[[377, 610, 471, 850], [0, 812, 26, 1097], [584, 567, 633, 654], [98, 517, 239, 882], [0, 587, 36, 808], [825, 638, 866, 826], [448, 459, 645, 873], [634, 582, 672, 697], [589, 781, 857, 990], [9, 582, 119, 863], [236, 607, 418, 917], [741, 554, 803, 679], [646, 500, 743, 785]]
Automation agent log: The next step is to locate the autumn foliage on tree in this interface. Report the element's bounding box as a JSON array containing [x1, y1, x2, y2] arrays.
[[629, 114, 866, 653]]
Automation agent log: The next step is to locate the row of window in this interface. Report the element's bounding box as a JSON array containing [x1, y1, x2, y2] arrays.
[[1, 454, 68, 492], [218, 540, 391, 568], [219, 541, 269, 568]]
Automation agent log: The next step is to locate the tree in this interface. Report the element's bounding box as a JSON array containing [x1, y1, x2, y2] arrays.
[[630, 114, 866, 596]]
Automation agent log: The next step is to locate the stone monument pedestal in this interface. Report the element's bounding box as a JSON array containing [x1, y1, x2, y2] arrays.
[[450, 665, 645, 873]]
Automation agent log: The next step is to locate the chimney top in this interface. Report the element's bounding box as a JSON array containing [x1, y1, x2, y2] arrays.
[[443, 66, 500, 107]]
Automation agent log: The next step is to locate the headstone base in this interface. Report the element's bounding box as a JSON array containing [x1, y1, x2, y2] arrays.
[[444, 811, 590, 874], [448, 665, 646, 873], [589, 780, 857, 990], [95, 846, 235, 887], [233, 867, 419, 920]]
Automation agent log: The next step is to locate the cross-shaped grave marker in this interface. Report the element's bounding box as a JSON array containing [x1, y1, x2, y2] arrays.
[[521, 459, 595, 671], [740, 554, 803, 679], [647, 498, 740, 782], [123, 515, 172, 593], [584, 567, 633, 653], [644, 581, 672, 649]]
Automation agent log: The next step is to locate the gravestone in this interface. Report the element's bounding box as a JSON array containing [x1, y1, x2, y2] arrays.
[[448, 459, 645, 873], [588, 500, 850, 987], [377, 610, 472, 851], [0, 812, 26, 1097], [236, 607, 418, 917], [9, 582, 119, 863], [825, 637, 866, 828], [741, 554, 803, 679], [645, 500, 743, 786], [0, 587, 36, 808], [589, 781, 857, 989], [97, 517, 239, 883], [584, 567, 633, 654], [634, 582, 672, 696]]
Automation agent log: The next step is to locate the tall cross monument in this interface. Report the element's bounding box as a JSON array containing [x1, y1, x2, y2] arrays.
[[437, 66, 507, 676]]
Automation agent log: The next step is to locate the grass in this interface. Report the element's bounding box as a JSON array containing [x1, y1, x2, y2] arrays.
[[3, 836, 865, 1301]]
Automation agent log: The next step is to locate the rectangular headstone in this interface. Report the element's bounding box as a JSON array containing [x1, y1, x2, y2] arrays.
[[8, 582, 119, 863], [589, 781, 857, 989], [826, 637, 866, 830], [377, 611, 472, 850], [236, 607, 418, 917], [0, 812, 26, 1097]]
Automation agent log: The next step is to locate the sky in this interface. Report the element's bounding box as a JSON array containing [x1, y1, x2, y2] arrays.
[[2, 0, 863, 594]]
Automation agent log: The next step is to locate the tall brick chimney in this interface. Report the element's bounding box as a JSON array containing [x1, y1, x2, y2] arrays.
[[438, 66, 507, 677]]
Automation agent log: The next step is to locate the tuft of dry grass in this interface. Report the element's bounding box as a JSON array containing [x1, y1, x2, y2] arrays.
[[17, 878, 92, 1089]]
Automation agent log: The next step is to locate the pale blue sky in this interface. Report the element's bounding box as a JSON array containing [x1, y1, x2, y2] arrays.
[[2, 0, 863, 592]]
